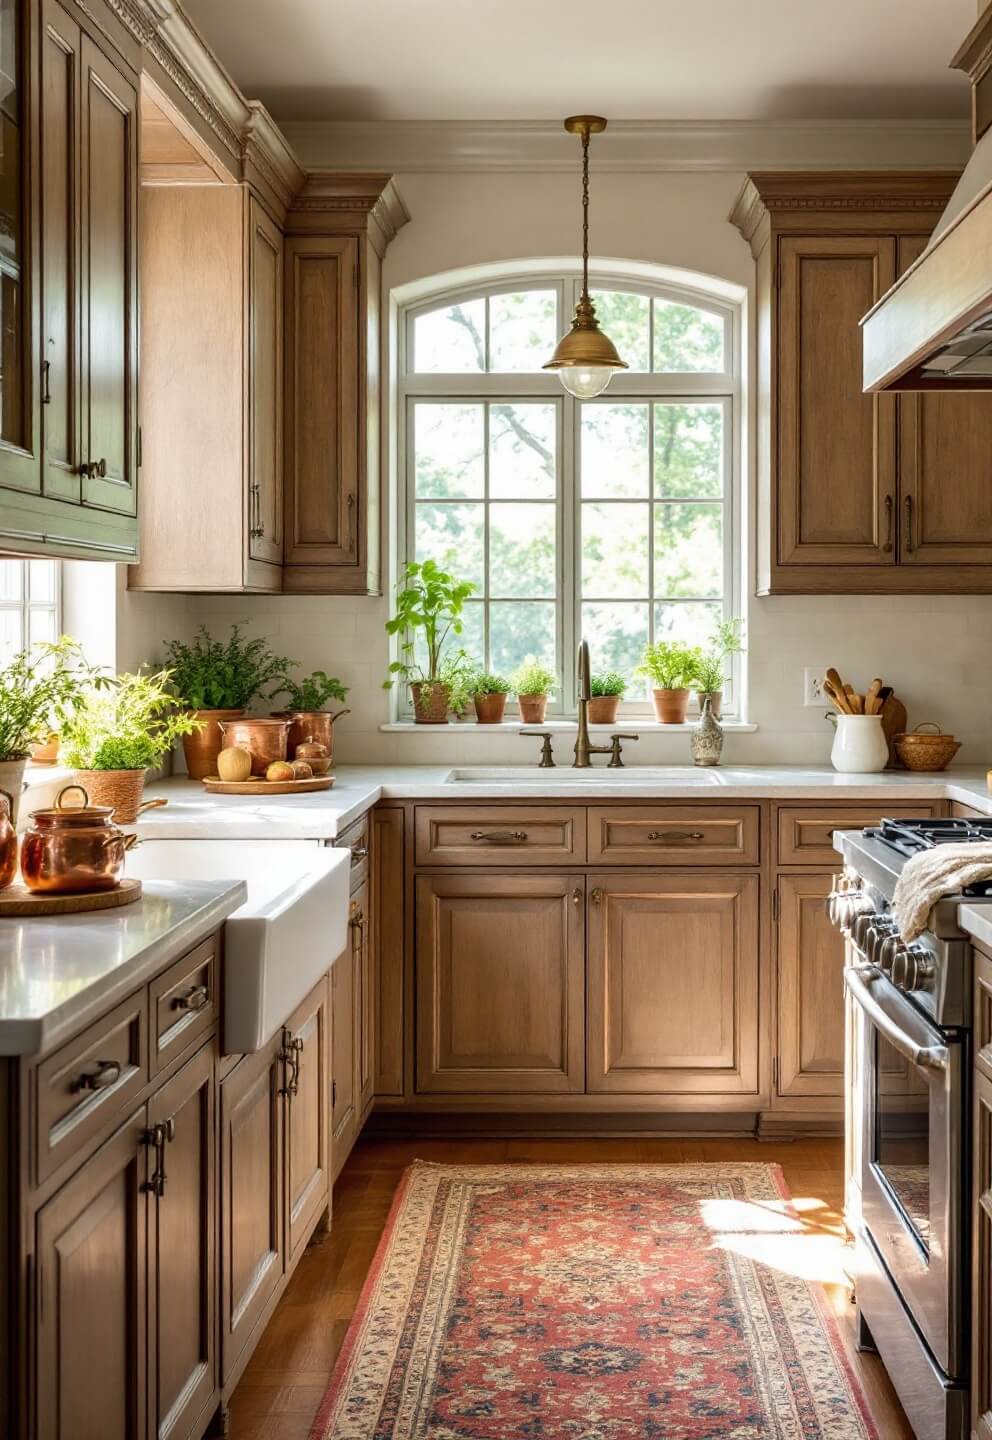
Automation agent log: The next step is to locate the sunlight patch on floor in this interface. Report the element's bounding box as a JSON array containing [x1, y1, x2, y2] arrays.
[[701, 1195, 854, 1287]]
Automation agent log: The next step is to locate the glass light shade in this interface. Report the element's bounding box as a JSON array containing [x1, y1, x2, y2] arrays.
[[557, 365, 615, 399]]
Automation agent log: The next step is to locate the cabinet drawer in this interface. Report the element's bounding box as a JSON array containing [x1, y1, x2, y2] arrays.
[[149, 936, 217, 1076], [587, 807, 759, 865], [34, 991, 147, 1184], [337, 813, 370, 892], [977, 950, 992, 1084], [416, 807, 585, 866], [777, 803, 939, 865]]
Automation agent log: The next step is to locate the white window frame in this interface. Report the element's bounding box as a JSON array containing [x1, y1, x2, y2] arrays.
[[396, 263, 743, 721], [0, 557, 61, 659]]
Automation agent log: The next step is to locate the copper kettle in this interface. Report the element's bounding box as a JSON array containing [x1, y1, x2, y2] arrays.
[[21, 784, 137, 894]]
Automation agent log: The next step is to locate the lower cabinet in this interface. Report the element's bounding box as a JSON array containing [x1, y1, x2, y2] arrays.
[[775, 871, 847, 1103], [331, 882, 371, 1179], [285, 981, 330, 1265]]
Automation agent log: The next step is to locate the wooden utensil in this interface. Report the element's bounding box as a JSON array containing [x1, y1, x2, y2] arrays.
[[864, 679, 884, 714], [881, 695, 908, 767], [825, 668, 848, 703], [823, 676, 852, 713], [844, 683, 863, 714]]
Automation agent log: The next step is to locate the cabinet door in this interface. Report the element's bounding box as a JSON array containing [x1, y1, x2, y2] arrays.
[[220, 1036, 285, 1383], [777, 235, 896, 568], [975, 1067, 992, 1440], [247, 195, 283, 566], [587, 872, 760, 1096], [147, 1041, 217, 1440], [416, 872, 585, 1095], [79, 37, 137, 514], [354, 880, 374, 1118], [36, 1107, 148, 1440], [285, 979, 329, 1264], [331, 930, 357, 1177], [373, 806, 405, 1098], [776, 872, 846, 1102]]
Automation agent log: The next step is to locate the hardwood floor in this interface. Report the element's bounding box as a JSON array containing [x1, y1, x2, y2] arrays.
[[227, 1135, 913, 1439]]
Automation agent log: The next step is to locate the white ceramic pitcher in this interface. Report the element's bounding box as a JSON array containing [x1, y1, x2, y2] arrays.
[[829, 713, 888, 774]]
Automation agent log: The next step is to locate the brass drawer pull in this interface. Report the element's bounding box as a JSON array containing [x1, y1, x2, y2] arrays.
[[279, 1033, 304, 1098], [591, 888, 603, 905], [172, 984, 209, 1012], [470, 830, 528, 844], [351, 846, 368, 862], [70, 1058, 121, 1094], [572, 886, 582, 906], [647, 830, 705, 842], [141, 1117, 175, 1197]]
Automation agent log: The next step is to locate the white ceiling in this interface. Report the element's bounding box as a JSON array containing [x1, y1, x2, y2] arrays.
[[183, 0, 976, 123]]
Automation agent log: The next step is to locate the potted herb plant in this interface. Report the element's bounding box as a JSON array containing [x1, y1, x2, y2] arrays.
[[384, 560, 475, 724], [60, 669, 202, 822], [270, 668, 350, 760], [695, 618, 744, 720], [511, 658, 557, 725], [162, 625, 293, 779], [636, 641, 701, 724], [588, 671, 626, 725], [471, 671, 511, 725], [440, 654, 477, 722]]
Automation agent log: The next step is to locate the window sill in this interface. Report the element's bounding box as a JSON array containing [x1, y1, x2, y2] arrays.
[[380, 720, 758, 734], [24, 763, 74, 790]]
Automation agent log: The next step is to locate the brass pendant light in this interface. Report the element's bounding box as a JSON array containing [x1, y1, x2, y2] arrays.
[[544, 115, 628, 399]]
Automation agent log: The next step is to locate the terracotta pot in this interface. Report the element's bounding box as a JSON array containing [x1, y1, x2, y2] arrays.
[[651, 688, 691, 724], [270, 708, 349, 761], [182, 708, 245, 780], [411, 682, 451, 724], [0, 757, 28, 825], [217, 717, 289, 776], [71, 770, 168, 826], [587, 695, 620, 725], [518, 694, 547, 724], [21, 782, 138, 892], [696, 690, 723, 720], [474, 693, 507, 725], [28, 732, 60, 765]]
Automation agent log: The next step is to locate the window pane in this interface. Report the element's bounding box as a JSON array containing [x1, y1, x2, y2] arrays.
[[654, 503, 723, 598], [415, 503, 484, 590], [582, 502, 649, 598], [490, 503, 556, 598], [580, 404, 649, 498], [28, 559, 55, 603], [28, 606, 55, 647], [412, 599, 485, 678], [653, 298, 725, 372], [490, 403, 556, 499], [654, 402, 724, 499], [0, 607, 21, 659], [414, 404, 483, 499], [590, 290, 649, 371], [0, 559, 21, 602], [490, 602, 555, 680], [581, 602, 649, 694], [654, 600, 721, 648], [413, 299, 485, 372], [489, 290, 557, 372]]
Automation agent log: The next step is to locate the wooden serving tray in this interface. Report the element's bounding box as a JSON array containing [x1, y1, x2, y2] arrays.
[[201, 775, 335, 796], [0, 876, 143, 916]]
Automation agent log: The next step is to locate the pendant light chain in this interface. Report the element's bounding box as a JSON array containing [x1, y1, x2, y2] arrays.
[[581, 125, 590, 301]]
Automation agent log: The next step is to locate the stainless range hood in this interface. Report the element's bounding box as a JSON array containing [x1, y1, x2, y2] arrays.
[[862, 9, 992, 391]]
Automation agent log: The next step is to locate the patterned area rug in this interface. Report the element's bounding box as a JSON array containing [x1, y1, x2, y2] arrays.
[[311, 1162, 877, 1439]]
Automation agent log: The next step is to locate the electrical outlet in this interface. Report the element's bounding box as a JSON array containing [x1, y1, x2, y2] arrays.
[[803, 668, 826, 708]]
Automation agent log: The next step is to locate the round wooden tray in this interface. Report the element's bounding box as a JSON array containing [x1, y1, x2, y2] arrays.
[[0, 876, 143, 916], [201, 775, 335, 796]]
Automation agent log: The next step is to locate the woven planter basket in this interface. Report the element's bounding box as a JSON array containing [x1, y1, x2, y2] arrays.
[[74, 769, 148, 824]]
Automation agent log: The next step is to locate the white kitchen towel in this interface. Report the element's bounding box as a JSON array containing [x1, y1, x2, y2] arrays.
[[892, 842, 992, 941]]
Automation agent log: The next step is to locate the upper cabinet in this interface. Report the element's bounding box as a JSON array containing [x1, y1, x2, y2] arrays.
[[730, 172, 992, 595]]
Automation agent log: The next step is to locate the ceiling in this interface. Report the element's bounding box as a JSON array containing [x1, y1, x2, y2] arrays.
[[183, 0, 976, 123]]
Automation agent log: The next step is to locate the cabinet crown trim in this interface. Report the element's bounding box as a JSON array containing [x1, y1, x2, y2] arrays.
[[729, 170, 960, 246]]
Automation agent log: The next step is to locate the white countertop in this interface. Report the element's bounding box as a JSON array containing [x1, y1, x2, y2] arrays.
[[134, 766, 992, 840], [0, 878, 245, 1056]]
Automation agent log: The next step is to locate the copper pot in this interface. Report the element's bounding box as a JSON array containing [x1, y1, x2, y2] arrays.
[[21, 784, 138, 894], [218, 717, 290, 776], [270, 709, 349, 762], [182, 708, 245, 781]]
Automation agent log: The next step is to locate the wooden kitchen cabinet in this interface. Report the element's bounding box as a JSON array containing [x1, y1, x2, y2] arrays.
[[775, 872, 846, 1103], [373, 806, 406, 1098], [284, 979, 330, 1265], [586, 872, 760, 1098], [974, 1066, 992, 1440], [331, 885, 371, 1179]]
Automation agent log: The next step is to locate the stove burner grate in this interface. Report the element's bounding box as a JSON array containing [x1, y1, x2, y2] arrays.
[[866, 817, 992, 895]]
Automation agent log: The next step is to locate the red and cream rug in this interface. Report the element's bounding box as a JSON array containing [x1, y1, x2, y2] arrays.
[[311, 1162, 877, 1439]]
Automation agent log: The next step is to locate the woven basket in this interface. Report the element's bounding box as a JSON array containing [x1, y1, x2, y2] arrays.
[[73, 769, 147, 823], [893, 724, 961, 773]]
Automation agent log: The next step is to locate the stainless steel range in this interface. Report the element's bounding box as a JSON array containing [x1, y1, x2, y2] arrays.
[[831, 818, 992, 1440]]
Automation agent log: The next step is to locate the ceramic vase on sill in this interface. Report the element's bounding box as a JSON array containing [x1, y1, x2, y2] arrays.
[[696, 690, 722, 720], [651, 688, 691, 724], [0, 756, 28, 825], [690, 695, 724, 767]]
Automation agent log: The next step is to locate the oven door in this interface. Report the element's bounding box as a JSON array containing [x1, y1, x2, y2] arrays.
[[845, 963, 967, 1378]]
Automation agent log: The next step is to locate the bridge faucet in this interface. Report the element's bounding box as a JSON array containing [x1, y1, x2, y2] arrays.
[[574, 639, 616, 769]]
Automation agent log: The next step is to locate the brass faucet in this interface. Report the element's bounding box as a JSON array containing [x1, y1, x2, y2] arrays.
[[574, 639, 615, 768]]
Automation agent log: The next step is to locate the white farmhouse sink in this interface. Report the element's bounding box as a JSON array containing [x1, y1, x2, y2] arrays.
[[126, 840, 351, 1053], [444, 766, 724, 785]]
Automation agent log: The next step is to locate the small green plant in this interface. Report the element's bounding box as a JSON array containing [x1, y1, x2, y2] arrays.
[[272, 669, 348, 712], [61, 669, 202, 772], [590, 671, 627, 698], [162, 625, 293, 711], [696, 617, 745, 693], [384, 560, 476, 691], [511, 658, 558, 697], [470, 671, 512, 697], [440, 652, 478, 718], [0, 637, 109, 761], [636, 641, 702, 691]]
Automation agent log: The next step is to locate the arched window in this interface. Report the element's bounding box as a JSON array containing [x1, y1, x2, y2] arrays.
[[397, 265, 742, 717]]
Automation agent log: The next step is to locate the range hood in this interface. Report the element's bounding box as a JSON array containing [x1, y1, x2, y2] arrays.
[[862, 8, 992, 392]]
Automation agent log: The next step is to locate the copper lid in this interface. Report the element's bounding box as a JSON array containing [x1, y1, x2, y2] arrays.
[[29, 783, 116, 826]]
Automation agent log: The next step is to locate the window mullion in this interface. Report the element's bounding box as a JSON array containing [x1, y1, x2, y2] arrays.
[[483, 402, 491, 670], [561, 390, 576, 715]]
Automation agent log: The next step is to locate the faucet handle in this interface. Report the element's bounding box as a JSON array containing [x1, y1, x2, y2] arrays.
[[608, 733, 639, 769], [520, 731, 555, 768]]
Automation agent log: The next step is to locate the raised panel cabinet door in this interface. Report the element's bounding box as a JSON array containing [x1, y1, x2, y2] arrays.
[[79, 37, 137, 514], [283, 234, 360, 569], [416, 872, 585, 1095], [284, 979, 329, 1264], [147, 1041, 217, 1440], [247, 195, 283, 566], [331, 938, 357, 1178], [353, 880, 374, 1117], [373, 806, 405, 1098], [586, 872, 760, 1095], [974, 1067, 992, 1440], [776, 872, 846, 1103], [220, 1036, 285, 1383], [777, 235, 896, 567], [36, 1107, 148, 1440]]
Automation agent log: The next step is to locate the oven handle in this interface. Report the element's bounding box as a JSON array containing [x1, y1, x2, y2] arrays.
[[844, 965, 949, 1071]]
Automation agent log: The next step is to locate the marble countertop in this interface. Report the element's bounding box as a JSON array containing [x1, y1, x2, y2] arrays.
[[0, 878, 246, 1057], [134, 766, 992, 840]]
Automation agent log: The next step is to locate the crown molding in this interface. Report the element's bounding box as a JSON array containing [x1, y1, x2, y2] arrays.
[[278, 117, 972, 175]]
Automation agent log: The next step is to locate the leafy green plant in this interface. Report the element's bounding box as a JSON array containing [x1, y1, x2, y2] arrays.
[[60, 669, 202, 772], [470, 671, 511, 697], [511, 658, 557, 697], [636, 641, 702, 691], [384, 560, 476, 691], [696, 617, 745, 693], [590, 671, 627, 698], [439, 652, 477, 718], [271, 669, 348, 712], [162, 625, 292, 710], [0, 637, 109, 761]]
